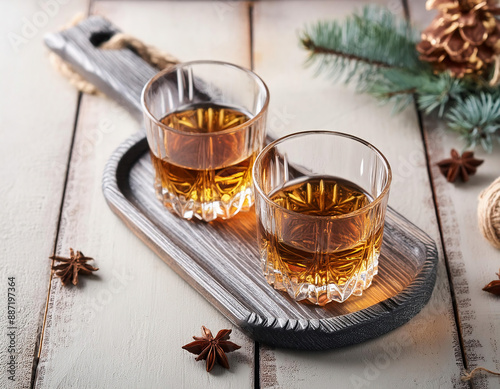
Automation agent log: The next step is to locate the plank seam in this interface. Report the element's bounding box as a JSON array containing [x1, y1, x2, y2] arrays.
[[403, 1, 470, 385], [248, 3, 260, 388], [25, 1, 92, 386], [249, 1, 255, 71], [29, 91, 83, 388], [418, 113, 473, 387]]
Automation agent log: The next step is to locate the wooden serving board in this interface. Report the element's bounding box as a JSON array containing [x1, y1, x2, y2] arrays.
[[102, 131, 438, 350], [46, 15, 438, 350]]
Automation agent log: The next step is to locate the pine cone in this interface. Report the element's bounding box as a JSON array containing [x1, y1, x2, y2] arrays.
[[417, 0, 500, 78]]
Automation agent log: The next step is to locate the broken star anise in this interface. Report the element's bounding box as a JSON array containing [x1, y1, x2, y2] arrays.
[[436, 149, 484, 183], [50, 248, 99, 286], [483, 269, 500, 296], [182, 326, 241, 372]]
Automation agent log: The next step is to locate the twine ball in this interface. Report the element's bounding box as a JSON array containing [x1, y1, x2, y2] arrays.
[[478, 177, 500, 249]]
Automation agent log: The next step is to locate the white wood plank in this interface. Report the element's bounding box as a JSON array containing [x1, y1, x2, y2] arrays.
[[408, 2, 500, 387], [253, 1, 466, 387], [0, 0, 88, 387], [34, 2, 255, 388]]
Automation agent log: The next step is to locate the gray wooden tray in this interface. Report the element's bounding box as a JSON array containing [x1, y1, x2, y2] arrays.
[[46, 16, 438, 350], [102, 131, 438, 350]]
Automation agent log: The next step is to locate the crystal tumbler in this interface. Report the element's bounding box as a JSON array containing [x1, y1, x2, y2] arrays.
[[142, 61, 269, 221], [253, 131, 392, 305]]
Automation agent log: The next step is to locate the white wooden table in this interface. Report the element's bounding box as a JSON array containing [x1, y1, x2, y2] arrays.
[[2, 1, 499, 388]]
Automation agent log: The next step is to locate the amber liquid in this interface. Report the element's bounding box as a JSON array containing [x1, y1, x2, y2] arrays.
[[150, 103, 256, 213], [261, 176, 383, 288], [160, 103, 249, 133]]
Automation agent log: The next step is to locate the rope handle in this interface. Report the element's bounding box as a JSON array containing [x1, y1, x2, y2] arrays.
[[49, 13, 179, 95]]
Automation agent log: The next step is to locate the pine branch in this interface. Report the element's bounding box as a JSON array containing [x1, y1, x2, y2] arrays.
[[301, 37, 395, 69], [367, 69, 437, 113], [446, 92, 500, 152], [380, 88, 417, 97], [415, 72, 467, 116], [300, 5, 423, 86], [299, 4, 500, 152]]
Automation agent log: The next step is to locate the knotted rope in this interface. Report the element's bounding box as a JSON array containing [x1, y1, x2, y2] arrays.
[[478, 177, 500, 249]]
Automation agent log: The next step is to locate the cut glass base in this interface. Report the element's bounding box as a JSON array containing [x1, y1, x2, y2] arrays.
[[263, 254, 379, 306], [154, 180, 254, 222]]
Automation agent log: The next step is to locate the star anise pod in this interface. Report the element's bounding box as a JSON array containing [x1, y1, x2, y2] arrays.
[[182, 326, 241, 372], [436, 149, 483, 182], [50, 248, 99, 286], [483, 269, 500, 295]]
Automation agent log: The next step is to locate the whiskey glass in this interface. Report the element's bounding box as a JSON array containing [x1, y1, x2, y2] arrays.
[[253, 131, 392, 305], [142, 61, 269, 221]]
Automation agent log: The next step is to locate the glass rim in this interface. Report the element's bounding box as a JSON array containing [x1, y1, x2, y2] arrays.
[[252, 130, 393, 221], [141, 60, 270, 137]]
